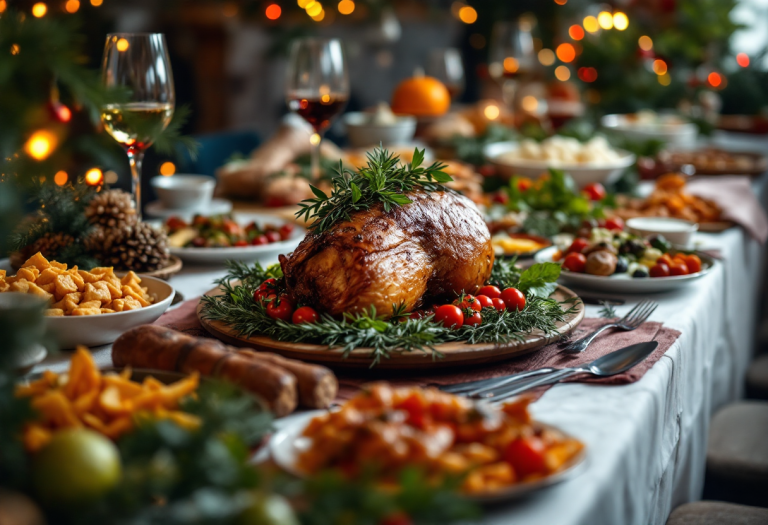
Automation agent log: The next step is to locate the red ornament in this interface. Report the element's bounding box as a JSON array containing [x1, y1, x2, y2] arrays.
[[48, 100, 72, 123]]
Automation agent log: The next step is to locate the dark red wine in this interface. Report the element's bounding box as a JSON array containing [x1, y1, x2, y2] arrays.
[[288, 95, 348, 132]]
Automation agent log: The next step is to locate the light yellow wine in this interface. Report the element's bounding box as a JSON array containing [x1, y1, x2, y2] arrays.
[[100, 102, 173, 150]]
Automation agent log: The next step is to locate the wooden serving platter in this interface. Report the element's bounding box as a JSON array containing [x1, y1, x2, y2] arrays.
[[196, 285, 585, 369]]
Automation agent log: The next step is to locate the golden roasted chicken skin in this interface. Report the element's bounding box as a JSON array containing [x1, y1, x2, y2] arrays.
[[280, 190, 494, 318]]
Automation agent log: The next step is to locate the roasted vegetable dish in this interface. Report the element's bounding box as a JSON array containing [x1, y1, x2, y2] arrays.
[[165, 214, 295, 248]]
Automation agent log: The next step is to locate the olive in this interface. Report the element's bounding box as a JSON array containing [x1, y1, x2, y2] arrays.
[[614, 256, 629, 274], [621, 239, 647, 258], [632, 267, 650, 278]]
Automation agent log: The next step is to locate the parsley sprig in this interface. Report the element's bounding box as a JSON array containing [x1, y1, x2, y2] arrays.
[[296, 147, 453, 233]]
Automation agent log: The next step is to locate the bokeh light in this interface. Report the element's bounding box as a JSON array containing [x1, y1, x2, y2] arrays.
[[736, 53, 749, 67], [708, 72, 722, 88], [458, 6, 477, 24], [0, 0, 6, 12], [556, 43, 576, 63], [160, 161, 176, 176], [338, 0, 354, 15], [577, 67, 598, 82], [638, 36, 653, 51], [24, 130, 57, 161], [65, 0, 79, 13], [597, 11, 613, 30], [265, 4, 281, 19], [311, 8, 325, 21], [104, 170, 118, 184], [32, 2, 47, 17], [569, 25, 585, 41], [90, 0, 103, 5], [658, 73, 671, 86], [554, 0, 567, 4], [310, 133, 321, 145], [538, 49, 555, 66], [521, 96, 539, 112], [54, 171, 68, 186], [613, 12, 628, 30], [583, 16, 599, 33], [11, 44, 20, 55], [554, 65, 571, 81], [652, 59, 667, 75], [306, 2, 322, 16], [85, 168, 103, 186], [503, 57, 519, 74], [116, 38, 129, 52], [483, 104, 500, 120], [56, 104, 72, 122]]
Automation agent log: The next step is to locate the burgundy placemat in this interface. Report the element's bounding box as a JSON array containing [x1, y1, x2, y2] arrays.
[[156, 299, 681, 402]]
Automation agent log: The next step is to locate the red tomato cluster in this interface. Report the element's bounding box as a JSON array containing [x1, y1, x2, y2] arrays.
[[650, 253, 702, 278], [253, 279, 319, 325], [432, 287, 526, 329]]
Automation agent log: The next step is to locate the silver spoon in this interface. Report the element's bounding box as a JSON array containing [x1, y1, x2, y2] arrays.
[[477, 341, 659, 403]]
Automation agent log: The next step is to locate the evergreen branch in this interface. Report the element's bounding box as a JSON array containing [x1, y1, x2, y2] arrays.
[[152, 105, 199, 159], [295, 146, 453, 233]]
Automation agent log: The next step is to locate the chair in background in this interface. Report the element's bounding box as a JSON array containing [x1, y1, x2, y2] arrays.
[[176, 130, 261, 178]]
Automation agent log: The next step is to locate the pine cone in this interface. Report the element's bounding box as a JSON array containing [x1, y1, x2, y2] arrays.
[[98, 223, 170, 272], [10, 232, 75, 268], [84, 189, 137, 229]]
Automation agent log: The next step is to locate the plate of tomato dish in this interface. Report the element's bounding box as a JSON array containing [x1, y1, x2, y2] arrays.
[[163, 213, 305, 264], [269, 383, 586, 503], [536, 227, 715, 293]]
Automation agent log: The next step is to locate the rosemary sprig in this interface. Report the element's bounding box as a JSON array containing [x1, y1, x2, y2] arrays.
[[295, 146, 453, 233], [200, 260, 577, 367]]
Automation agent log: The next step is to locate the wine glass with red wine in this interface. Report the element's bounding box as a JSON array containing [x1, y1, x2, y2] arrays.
[[426, 48, 465, 101], [286, 38, 349, 180], [488, 20, 536, 115]]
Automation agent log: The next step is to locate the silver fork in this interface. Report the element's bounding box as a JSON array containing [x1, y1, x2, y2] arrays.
[[561, 299, 657, 353]]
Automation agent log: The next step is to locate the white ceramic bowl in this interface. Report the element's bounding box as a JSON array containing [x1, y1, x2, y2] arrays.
[[484, 141, 636, 187], [601, 114, 699, 148], [45, 274, 175, 349], [344, 112, 417, 148], [626, 217, 698, 249], [151, 175, 216, 210]]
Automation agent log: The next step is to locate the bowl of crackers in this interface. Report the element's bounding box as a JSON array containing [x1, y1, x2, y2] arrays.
[[0, 252, 175, 349]]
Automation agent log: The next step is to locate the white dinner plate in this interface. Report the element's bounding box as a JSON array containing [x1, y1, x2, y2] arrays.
[[534, 246, 715, 294], [0, 261, 175, 349], [484, 141, 635, 187], [166, 212, 305, 265], [269, 410, 587, 504]]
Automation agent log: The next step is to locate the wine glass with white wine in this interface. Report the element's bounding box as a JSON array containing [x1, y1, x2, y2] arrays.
[[101, 33, 175, 221]]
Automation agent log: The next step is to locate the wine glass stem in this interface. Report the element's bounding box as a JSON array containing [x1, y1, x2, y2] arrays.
[[127, 149, 145, 222], [311, 134, 321, 181]]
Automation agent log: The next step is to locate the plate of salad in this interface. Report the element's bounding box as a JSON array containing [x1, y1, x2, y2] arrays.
[[534, 229, 716, 293], [163, 213, 304, 264]]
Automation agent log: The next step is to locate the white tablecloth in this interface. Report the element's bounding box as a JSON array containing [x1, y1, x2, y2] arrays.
[[31, 178, 768, 525]]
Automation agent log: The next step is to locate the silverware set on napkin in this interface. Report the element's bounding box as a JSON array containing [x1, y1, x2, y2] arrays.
[[440, 300, 659, 402]]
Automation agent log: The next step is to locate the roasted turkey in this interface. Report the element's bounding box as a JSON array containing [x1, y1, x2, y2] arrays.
[[280, 190, 494, 318]]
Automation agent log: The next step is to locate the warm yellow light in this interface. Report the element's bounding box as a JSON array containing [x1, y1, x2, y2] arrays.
[[458, 6, 477, 24], [54, 171, 68, 186], [116, 38, 130, 52], [24, 130, 57, 161], [0, 0, 8, 12], [31, 2, 47, 17], [298, 0, 311, 7], [568, 25, 585, 41], [638, 35, 653, 51], [597, 11, 613, 30], [90, 0, 103, 5], [658, 73, 671, 86], [338, 0, 354, 15], [652, 59, 667, 75], [306, 1, 323, 16], [538, 49, 555, 66], [484, 104, 500, 120], [556, 43, 576, 63], [583, 16, 599, 33], [613, 12, 628, 30], [309, 133, 321, 146], [554, 65, 571, 81], [10, 44, 20, 55], [85, 168, 103, 186], [65, 0, 80, 13], [521, 96, 539, 112], [311, 8, 325, 20], [159, 161, 176, 176], [503, 57, 519, 74], [320, 94, 331, 103]]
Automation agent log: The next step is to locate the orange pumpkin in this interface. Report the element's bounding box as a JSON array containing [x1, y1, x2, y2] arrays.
[[391, 75, 451, 117]]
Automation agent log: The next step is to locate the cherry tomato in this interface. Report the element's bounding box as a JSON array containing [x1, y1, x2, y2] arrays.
[[566, 238, 590, 255], [583, 182, 606, 201], [252, 235, 269, 246], [166, 216, 187, 230], [475, 295, 493, 309], [464, 312, 482, 326], [253, 278, 277, 303], [292, 306, 319, 324], [492, 192, 509, 204], [516, 178, 533, 192], [397, 393, 427, 429], [278, 223, 295, 240], [649, 262, 670, 278], [657, 254, 673, 267], [266, 295, 294, 322], [492, 298, 506, 312], [603, 216, 624, 232], [501, 288, 526, 311], [684, 254, 702, 273], [562, 252, 587, 273], [504, 436, 547, 478], [669, 261, 689, 276], [434, 305, 464, 329], [191, 236, 206, 248], [265, 231, 281, 243], [478, 285, 501, 299], [379, 513, 414, 525], [233, 239, 248, 247], [477, 165, 495, 177], [454, 295, 481, 312], [222, 220, 241, 236]]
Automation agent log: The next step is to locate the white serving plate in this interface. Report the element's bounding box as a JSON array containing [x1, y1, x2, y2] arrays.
[[0, 261, 175, 349], [534, 246, 715, 294], [269, 410, 587, 504], [484, 141, 635, 187], [600, 114, 698, 148], [166, 212, 304, 265]]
